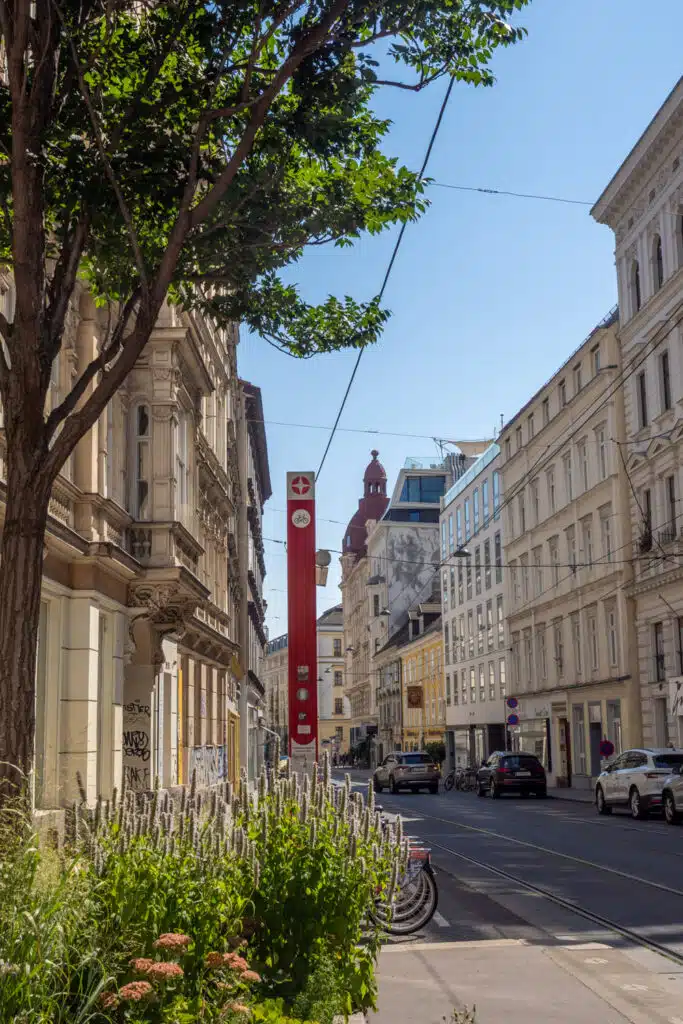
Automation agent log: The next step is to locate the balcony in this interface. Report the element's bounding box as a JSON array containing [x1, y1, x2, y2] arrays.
[[127, 521, 203, 576], [658, 525, 677, 546]]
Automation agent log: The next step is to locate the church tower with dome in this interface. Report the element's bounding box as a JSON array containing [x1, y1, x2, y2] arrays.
[[342, 450, 389, 559], [339, 451, 389, 762]]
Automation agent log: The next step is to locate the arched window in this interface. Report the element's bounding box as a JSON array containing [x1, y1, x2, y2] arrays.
[[132, 403, 150, 519], [630, 259, 641, 314], [653, 234, 664, 291]]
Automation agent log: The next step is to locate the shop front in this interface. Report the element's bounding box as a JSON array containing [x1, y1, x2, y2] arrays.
[[550, 679, 640, 791], [512, 699, 552, 773]]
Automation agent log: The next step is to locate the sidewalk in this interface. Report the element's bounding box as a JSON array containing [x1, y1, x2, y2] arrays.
[[548, 786, 595, 803], [371, 938, 683, 1024]]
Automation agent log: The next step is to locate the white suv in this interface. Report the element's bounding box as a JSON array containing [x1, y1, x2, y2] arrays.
[[595, 748, 683, 819]]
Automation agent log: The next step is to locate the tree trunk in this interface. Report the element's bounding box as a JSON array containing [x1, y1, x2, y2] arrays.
[[0, 460, 52, 804]]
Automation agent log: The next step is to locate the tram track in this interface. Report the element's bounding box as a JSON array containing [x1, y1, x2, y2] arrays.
[[378, 801, 683, 893], [376, 795, 683, 967], [428, 836, 683, 969]]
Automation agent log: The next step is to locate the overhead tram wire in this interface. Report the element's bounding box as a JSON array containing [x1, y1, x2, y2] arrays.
[[262, 536, 679, 572], [431, 182, 593, 206], [315, 75, 456, 480]]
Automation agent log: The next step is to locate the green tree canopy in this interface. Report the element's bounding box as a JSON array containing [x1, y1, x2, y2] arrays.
[[0, 0, 528, 793]]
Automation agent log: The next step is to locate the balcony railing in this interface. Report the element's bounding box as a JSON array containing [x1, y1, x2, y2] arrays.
[[658, 525, 677, 546]]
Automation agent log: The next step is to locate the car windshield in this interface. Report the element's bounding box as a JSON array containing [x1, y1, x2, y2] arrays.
[[503, 755, 541, 770], [652, 754, 683, 770], [401, 754, 431, 765]]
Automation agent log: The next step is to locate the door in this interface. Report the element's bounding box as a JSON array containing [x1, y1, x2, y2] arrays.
[[589, 721, 602, 778], [558, 717, 571, 786]]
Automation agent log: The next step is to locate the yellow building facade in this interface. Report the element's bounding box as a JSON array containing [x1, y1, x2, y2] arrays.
[[399, 614, 445, 751]]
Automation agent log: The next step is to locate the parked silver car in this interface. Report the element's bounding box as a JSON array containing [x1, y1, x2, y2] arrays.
[[595, 747, 683, 818], [662, 765, 683, 825], [373, 752, 440, 794]]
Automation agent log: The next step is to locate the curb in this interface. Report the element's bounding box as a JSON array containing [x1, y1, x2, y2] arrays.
[[333, 1015, 366, 1023]]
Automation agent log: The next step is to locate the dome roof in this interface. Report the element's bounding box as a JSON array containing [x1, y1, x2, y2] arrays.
[[342, 451, 389, 557], [364, 449, 386, 483]]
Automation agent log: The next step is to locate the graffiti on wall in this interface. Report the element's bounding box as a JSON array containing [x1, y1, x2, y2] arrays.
[[123, 697, 152, 791], [123, 764, 151, 790], [189, 745, 227, 788]]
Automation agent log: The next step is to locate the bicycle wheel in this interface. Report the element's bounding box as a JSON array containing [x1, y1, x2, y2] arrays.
[[372, 866, 439, 936], [444, 773, 454, 792]]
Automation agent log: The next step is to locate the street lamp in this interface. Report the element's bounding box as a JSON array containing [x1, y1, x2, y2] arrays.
[[452, 546, 471, 559]]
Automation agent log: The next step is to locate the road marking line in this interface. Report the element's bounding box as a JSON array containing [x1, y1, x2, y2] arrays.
[[382, 939, 526, 954], [432, 910, 449, 928]]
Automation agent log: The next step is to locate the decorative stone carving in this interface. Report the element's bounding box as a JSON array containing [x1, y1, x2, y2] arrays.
[[128, 582, 200, 656]]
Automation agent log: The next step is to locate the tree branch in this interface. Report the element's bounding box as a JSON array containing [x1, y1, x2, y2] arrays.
[[51, 0, 150, 291], [45, 289, 140, 438], [107, 1, 196, 154], [0, 309, 10, 347], [44, 216, 89, 359], [187, 0, 353, 231]]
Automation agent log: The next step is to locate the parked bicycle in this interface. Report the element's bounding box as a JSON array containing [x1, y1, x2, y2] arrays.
[[444, 765, 477, 792], [368, 806, 439, 935], [458, 767, 478, 792]]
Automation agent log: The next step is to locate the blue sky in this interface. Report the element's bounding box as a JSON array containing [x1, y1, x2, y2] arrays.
[[239, 0, 683, 639]]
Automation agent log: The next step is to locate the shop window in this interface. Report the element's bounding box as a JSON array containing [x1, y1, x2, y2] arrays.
[[606, 700, 622, 755], [571, 704, 586, 775]]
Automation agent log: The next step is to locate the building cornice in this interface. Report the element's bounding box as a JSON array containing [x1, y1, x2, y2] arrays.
[[592, 77, 683, 226], [627, 561, 683, 598]]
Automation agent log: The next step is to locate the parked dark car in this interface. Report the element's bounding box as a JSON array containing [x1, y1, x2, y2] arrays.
[[373, 752, 441, 794], [476, 751, 547, 799]]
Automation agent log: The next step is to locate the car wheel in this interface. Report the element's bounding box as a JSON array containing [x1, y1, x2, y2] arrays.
[[595, 785, 612, 815], [629, 786, 646, 820], [521, 790, 530, 798], [664, 792, 681, 825], [429, 784, 438, 794], [373, 775, 382, 793], [489, 778, 499, 799], [390, 775, 398, 794], [537, 787, 548, 799]]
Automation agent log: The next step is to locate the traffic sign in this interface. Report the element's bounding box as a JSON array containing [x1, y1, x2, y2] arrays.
[[506, 697, 519, 709], [507, 713, 519, 726], [600, 739, 615, 758]]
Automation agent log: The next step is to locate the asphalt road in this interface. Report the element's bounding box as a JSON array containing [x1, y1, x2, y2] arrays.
[[333, 769, 683, 958]]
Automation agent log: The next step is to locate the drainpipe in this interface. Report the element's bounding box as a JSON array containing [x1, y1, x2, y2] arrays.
[[237, 387, 250, 779]]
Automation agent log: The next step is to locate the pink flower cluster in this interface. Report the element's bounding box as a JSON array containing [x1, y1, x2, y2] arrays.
[[205, 949, 262, 989], [147, 961, 184, 982], [224, 1001, 251, 1017], [153, 932, 191, 952], [119, 980, 153, 1002]]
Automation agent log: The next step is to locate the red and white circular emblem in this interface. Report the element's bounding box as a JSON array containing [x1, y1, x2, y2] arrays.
[[291, 475, 311, 495]]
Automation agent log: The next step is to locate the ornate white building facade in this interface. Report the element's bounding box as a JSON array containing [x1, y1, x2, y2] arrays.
[[592, 76, 683, 747], [0, 278, 265, 815]]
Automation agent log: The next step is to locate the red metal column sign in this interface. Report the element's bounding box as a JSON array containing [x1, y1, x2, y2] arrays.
[[286, 471, 318, 771]]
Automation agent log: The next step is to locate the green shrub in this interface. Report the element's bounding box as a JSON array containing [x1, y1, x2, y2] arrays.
[[0, 756, 403, 1022], [245, 767, 398, 1012], [424, 741, 446, 765], [0, 800, 108, 1023]]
